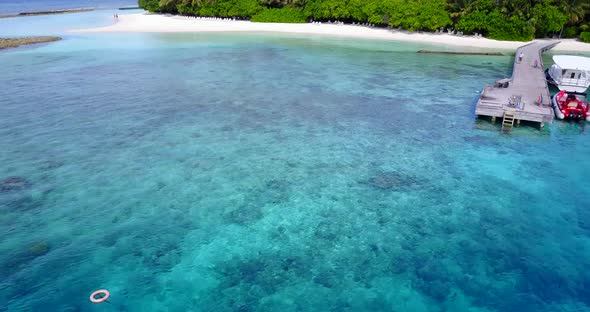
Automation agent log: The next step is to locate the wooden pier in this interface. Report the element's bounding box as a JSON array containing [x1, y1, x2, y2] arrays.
[[475, 40, 560, 129]]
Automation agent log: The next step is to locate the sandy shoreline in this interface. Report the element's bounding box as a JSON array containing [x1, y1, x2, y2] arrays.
[[75, 13, 590, 52]]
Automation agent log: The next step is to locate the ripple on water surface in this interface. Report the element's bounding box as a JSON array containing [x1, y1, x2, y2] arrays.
[[1, 32, 590, 312]]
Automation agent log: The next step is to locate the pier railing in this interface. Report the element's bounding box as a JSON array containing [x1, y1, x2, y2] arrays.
[[475, 40, 560, 128]]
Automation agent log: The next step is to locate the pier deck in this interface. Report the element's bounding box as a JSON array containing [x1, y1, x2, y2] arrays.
[[475, 40, 559, 128]]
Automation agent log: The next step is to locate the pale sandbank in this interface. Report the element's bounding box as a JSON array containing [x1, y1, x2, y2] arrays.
[[74, 13, 590, 52]]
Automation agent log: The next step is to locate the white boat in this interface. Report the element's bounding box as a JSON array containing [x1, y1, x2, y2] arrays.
[[545, 55, 590, 93]]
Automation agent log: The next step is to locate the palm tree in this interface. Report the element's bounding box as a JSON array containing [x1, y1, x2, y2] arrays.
[[559, 0, 589, 25], [556, 0, 588, 37]]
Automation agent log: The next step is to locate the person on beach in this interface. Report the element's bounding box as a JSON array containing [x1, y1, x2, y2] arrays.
[[518, 52, 524, 63]]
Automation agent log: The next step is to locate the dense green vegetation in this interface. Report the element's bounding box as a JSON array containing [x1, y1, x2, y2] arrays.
[[139, 0, 589, 41], [251, 7, 307, 22]]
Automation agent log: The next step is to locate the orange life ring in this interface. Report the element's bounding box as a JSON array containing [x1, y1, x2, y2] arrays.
[[89, 289, 110, 303]]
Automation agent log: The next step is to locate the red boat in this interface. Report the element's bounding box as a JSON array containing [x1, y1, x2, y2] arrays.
[[552, 90, 590, 121]]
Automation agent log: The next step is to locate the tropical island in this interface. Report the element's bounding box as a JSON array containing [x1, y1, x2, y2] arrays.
[[138, 0, 590, 42]]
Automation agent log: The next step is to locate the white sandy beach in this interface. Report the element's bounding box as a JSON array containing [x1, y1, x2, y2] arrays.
[[76, 13, 590, 52]]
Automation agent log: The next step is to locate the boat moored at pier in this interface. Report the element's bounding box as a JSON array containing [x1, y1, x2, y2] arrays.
[[551, 90, 590, 121], [546, 55, 590, 93]]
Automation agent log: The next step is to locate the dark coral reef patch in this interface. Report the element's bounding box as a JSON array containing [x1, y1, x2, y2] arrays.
[[1, 177, 32, 192], [365, 171, 425, 190]]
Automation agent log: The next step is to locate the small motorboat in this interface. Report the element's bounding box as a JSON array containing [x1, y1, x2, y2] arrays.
[[552, 90, 590, 121]]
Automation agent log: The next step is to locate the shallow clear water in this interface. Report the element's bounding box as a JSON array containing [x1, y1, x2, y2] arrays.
[[0, 8, 141, 36], [2, 13, 590, 312], [0, 0, 136, 15]]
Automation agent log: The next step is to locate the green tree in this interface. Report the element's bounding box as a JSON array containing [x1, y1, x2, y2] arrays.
[[229, 0, 263, 17], [137, 0, 589, 40], [416, 0, 452, 30], [159, 0, 179, 12], [488, 14, 535, 41], [532, 0, 567, 36], [138, 0, 161, 12], [558, 0, 589, 25], [456, 9, 491, 34], [251, 7, 308, 22], [304, 0, 350, 20]]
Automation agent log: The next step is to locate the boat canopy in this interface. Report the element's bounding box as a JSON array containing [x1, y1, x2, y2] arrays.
[[553, 55, 590, 71]]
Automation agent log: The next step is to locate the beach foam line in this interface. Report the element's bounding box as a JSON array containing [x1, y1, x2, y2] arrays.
[[73, 13, 590, 52]]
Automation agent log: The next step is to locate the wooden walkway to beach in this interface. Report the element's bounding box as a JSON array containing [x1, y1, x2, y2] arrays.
[[475, 40, 560, 129]]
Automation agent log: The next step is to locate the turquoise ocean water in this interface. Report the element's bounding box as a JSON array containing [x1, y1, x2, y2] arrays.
[[0, 0, 136, 15], [2, 10, 590, 312]]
